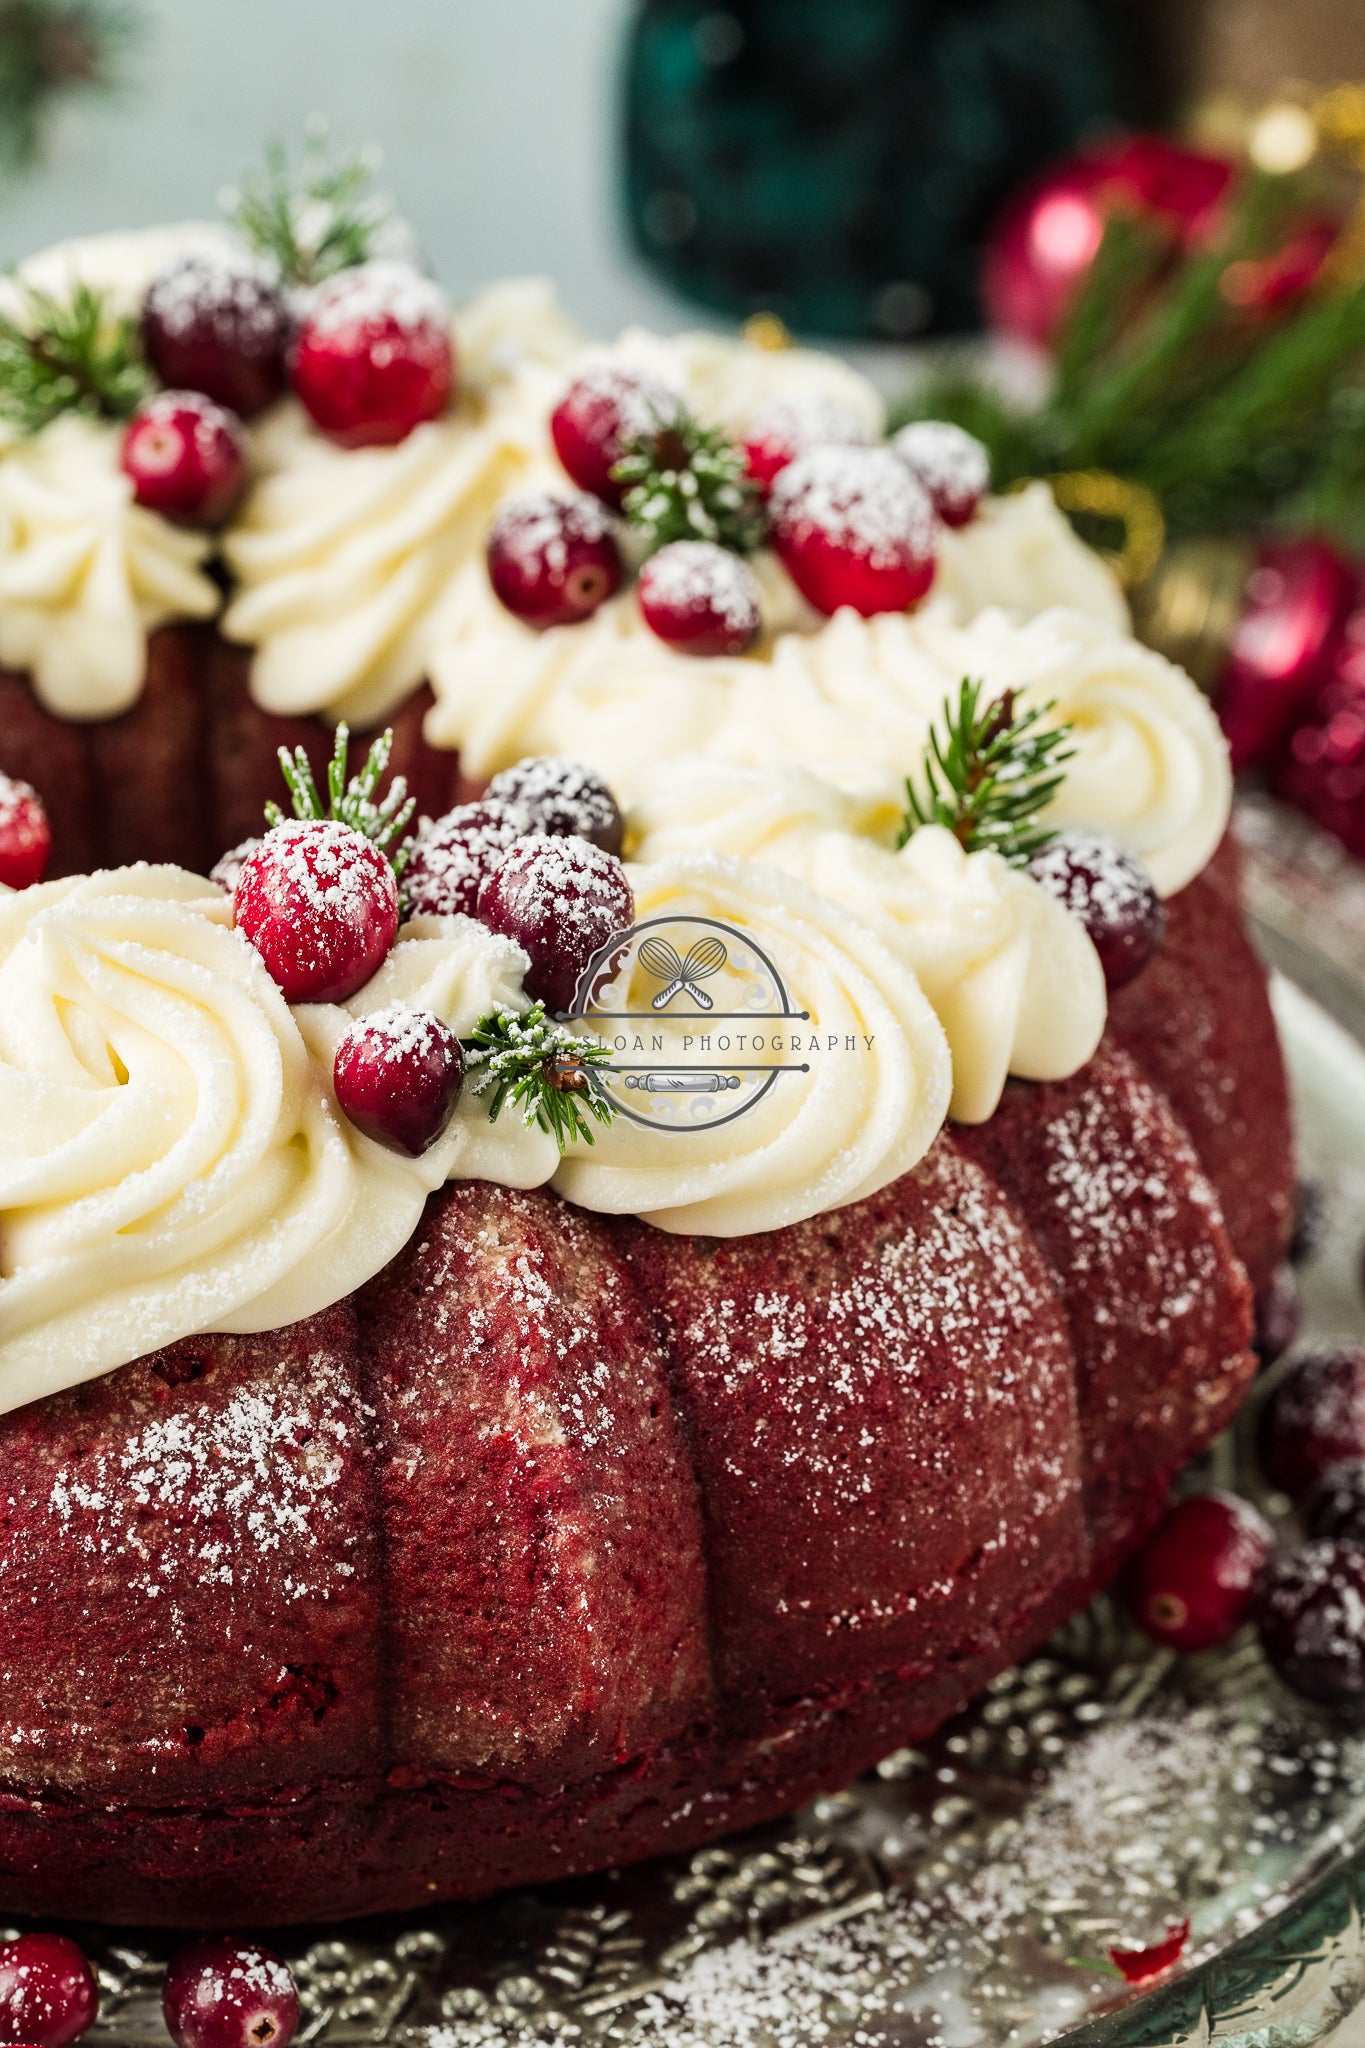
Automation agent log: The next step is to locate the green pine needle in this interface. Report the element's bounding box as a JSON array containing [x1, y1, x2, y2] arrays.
[[0, 0, 139, 171], [900, 678, 1074, 866], [223, 119, 398, 288], [614, 408, 766, 555], [265, 723, 416, 878], [0, 278, 147, 433], [463, 1003, 618, 1150]]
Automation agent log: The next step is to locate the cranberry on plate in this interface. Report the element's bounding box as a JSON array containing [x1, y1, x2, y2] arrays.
[[0, 772, 52, 889], [1258, 1345, 1365, 1500], [0, 1931, 98, 2048], [1119, 1491, 1272, 1652], [163, 1936, 299, 2048]]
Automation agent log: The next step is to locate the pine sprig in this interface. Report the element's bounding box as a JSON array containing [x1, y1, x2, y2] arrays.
[[0, 0, 139, 171], [614, 409, 766, 555], [900, 679, 1074, 866], [463, 1003, 618, 1150], [265, 723, 416, 877], [222, 120, 400, 288], [0, 278, 147, 432]]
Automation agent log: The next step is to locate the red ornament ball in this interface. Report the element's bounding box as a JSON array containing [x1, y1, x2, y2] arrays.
[[890, 420, 990, 527], [142, 248, 289, 419], [0, 772, 52, 889], [403, 797, 532, 918], [477, 834, 635, 1015], [292, 262, 454, 449], [740, 395, 873, 495], [122, 390, 247, 527], [1276, 572, 1365, 856], [487, 491, 623, 629], [1119, 1491, 1272, 1653], [551, 364, 678, 507], [334, 1005, 464, 1157], [0, 1931, 98, 2048], [638, 539, 761, 656], [1219, 538, 1357, 775], [162, 1937, 299, 2048], [769, 446, 937, 617], [234, 820, 399, 1002]]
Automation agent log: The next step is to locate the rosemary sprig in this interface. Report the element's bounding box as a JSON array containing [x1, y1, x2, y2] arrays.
[[222, 120, 400, 288], [463, 1003, 618, 1150], [900, 678, 1074, 866], [613, 407, 766, 555], [266, 723, 416, 878], [0, 279, 147, 433]]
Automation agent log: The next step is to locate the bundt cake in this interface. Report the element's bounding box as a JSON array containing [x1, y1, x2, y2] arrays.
[[0, 153, 1292, 1926]]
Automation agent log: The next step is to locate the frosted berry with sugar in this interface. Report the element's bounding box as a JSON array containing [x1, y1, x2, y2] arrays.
[[121, 391, 247, 528], [1255, 1542, 1365, 1704], [403, 797, 533, 918], [163, 1937, 299, 2048], [233, 819, 399, 1002], [1026, 828, 1166, 990], [740, 394, 874, 494], [551, 363, 679, 506], [769, 445, 937, 616], [292, 261, 455, 448], [486, 756, 624, 854], [142, 247, 289, 419], [0, 1931, 98, 2048], [477, 834, 635, 1015], [891, 420, 991, 527], [487, 491, 623, 628], [638, 539, 761, 656], [334, 1006, 465, 1157], [1120, 1491, 1272, 1652], [1258, 1345, 1365, 1500], [0, 772, 52, 889]]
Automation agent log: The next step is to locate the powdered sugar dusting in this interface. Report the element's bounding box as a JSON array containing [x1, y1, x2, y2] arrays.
[[303, 258, 449, 338], [892, 420, 990, 516], [144, 246, 285, 349]]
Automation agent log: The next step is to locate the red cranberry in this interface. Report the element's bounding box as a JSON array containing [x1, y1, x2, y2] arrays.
[[638, 539, 761, 656], [0, 772, 52, 888], [1305, 1461, 1365, 1548], [292, 262, 454, 449], [1255, 1541, 1365, 1704], [1255, 1264, 1301, 1369], [0, 1932, 97, 2048], [334, 1005, 464, 1156], [1025, 829, 1166, 990], [891, 420, 991, 527], [769, 446, 937, 617], [210, 835, 263, 895], [487, 492, 623, 629], [121, 391, 247, 527], [740, 395, 873, 494], [163, 1936, 299, 2048], [486, 757, 624, 855], [1119, 1491, 1272, 1653], [477, 834, 634, 1015], [402, 798, 532, 918], [142, 248, 288, 419], [1259, 1346, 1365, 1500], [550, 364, 678, 507], [234, 819, 399, 1002]]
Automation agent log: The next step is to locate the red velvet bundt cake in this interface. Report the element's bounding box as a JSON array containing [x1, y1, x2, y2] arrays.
[[0, 153, 1292, 1925]]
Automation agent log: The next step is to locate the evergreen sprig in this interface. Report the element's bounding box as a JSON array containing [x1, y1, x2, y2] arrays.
[[223, 120, 399, 288], [614, 409, 766, 555], [266, 723, 416, 878], [463, 1003, 618, 1150], [0, 278, 147, 432], [900, 679, 1074, 866], [0, 0, 139, 171]]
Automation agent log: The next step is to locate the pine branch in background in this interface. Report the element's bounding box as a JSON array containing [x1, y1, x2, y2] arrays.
[[0, 0, 138, 170], [0, 280, 146, 431], [223, 119, 400, 288], [899, 679, 1074, 866]]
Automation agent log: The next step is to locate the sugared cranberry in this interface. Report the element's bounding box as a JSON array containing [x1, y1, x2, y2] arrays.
[[1025, 828, 1166, 990], [487, 491, 623, 629], [551, 364, 678, 507], [121, 391, 247, 527], [1259, 1346, 1365, 1500], [0, 1932, 97, 2048], [0, 772, 51, 888], [334, 1005, 464, 1157], [486, 757, 624, 855], [234, 820, 398, 1002], [403, 798, 532, 918], [638, 539, 761, 657], [142, 248, 289, 419], [163, 1937, 299, 2048], [1255, 1264, 1301, 1368], [891, 420, 991, 527], [292, 262, 454, 449], [769, 446, 937, 617], [740, 395, 873, 495], [477, 834, 634, 1015], [1255, 1541, 1365, 1704], [1306, 1461, 1365, 1548], [1119, 1491, 1272, 1652], [210, 836, 263, 895]]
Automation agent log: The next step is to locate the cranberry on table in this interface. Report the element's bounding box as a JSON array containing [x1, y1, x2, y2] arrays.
[[740, 395, 873, 494], [550, 363, 677, 506], [402, 797, 532, 918], [477, 834, 635, 1015], [1258, 1345, 1365, 1500], [234, 819, 399, 1002], [1254, 1264, 1301, 1369], [142, 248, 289, 419], [487, 491, 623, 629], [334, 1005, 464, 1157], [292, 261, 454, 449], [163, 1936, 299, 2048], [121, 391, 247, 528], [768, 446, 937, 617], [1255, 1541, 1365, 1704], [638, 540, 761, 657], [0, 773, 52, 889], [1119, 1491, 1273, 1653], [1025, 828, 1166, 991], [0, 1931, 97, 2048], [1305, 1461, 1365, 1548], [890, 420, 991, 528], [486, 757, 624, 855]]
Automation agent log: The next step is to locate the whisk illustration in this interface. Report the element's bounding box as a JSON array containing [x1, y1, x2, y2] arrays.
[[639, 934, 729, 1009]]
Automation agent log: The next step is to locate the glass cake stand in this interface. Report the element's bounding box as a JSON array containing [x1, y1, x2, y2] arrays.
[[50, 797, 1365, 2048]]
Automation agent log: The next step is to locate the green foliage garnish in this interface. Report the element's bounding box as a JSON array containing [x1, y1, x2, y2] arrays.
[[0, 0, 139, 172], [614, 408, 766, 555], [266, 723, 416, 878], [900, 678, 1074, 866], [0, 279, 147, 433], [463, 1003, 618, 1151], [223, 119, 398, 288]]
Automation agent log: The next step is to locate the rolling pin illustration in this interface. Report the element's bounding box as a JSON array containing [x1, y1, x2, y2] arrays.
[[625, 1071, 743, 1093]]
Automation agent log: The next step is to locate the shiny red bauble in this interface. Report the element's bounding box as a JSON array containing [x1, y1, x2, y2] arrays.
[[1219, 538, 1357, 775], [1276, 570, 1365, 857]]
